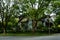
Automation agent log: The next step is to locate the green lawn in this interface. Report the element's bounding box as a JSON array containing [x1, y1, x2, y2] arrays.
[[0, 33, 50, 36]]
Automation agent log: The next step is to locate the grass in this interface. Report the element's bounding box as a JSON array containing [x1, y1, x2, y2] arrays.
[[0, 32, 50, 36]]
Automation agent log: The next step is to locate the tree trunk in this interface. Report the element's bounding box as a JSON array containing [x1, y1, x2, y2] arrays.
[[32, 19, 37, 32], [1, 0, 6, 34]]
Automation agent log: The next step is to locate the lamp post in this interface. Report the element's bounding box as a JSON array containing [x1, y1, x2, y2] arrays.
[[47, 15, 51, 35]]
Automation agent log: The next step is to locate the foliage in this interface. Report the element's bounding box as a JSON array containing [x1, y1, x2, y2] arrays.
[[0, 0, 60, 33]]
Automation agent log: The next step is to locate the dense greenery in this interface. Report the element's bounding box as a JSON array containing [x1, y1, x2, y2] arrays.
[[0, 0, 60, 34]]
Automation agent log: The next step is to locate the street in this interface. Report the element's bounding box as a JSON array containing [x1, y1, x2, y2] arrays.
[[0, 35, 60, 40]]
